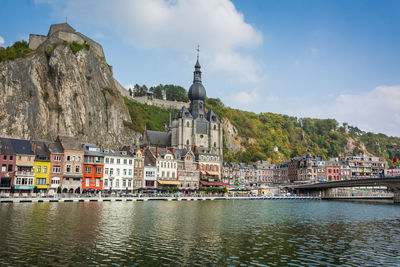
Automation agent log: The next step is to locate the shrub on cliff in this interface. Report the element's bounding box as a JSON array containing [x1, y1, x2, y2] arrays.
[[0, 40, 32, 62]]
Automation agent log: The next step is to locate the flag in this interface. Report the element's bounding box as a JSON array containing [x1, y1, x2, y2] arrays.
[[393, 156, 398, 164]]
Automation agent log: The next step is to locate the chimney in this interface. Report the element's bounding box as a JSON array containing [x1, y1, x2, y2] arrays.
[[31, 142, 37, 153], [156, 145, 159, 155], [169, 147, 175, 154]]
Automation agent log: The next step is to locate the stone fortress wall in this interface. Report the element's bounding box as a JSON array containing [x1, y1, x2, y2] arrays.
[[29, 23, 105, 59], [131, 96, 190, 110]]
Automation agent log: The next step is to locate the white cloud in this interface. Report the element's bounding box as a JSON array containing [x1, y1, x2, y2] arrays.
[[0, 36, 4, 46], [302, 85, 400, 136], [231, 89, 260, 106], [36, 0, 263, 83]]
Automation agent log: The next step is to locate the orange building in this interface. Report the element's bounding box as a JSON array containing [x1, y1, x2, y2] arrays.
[[82, 143, 104, 192]]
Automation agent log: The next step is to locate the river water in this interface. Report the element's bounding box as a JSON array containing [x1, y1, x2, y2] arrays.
[[0, 200, 399, 266]]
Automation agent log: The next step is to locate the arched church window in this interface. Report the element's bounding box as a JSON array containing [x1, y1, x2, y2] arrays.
[[214, 142, 217, 148], [186, 121, 190, 127], [213, 125, 216, 130], [186, 140, 190, 145]]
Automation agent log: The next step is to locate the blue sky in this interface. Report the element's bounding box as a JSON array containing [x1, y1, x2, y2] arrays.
[[1, 0, 400, 136]]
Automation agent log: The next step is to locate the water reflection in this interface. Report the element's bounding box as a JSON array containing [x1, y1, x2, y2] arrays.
[[0, 201, 399, 266]]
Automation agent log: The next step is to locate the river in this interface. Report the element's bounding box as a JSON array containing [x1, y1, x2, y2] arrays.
[[0, 200, 399, 266]]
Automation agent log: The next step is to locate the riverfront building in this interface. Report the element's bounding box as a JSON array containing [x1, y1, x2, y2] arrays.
[[56, 136, 84, 193], [133, 148, 144, 190], [175, 149, 199, 190], [82, 143, 104, 192], [0, 138, 15, 190], [32, 141, 51, 192], [46, 141, 64, 194], [103, 150, 134, 193]]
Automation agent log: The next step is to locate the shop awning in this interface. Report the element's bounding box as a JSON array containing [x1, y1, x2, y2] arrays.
[[200, 171, 207, 175], [157, 180, 181, 185], [206, 171, 220, 176]]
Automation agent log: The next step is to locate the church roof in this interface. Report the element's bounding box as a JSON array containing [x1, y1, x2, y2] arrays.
[[144, 130, 171, 147], [207, 109, 220, 123], [174, 106, 193, 119]]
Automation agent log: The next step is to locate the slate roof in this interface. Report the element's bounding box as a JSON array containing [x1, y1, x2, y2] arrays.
[[144, 130, 171, 147], [31, 140, 50, 160], [82, 143, 104, 157], [174, 106, 193, 120], [45, 141, 64, 154], [174, 149, 191, 160], [207, 109, 220, 123], [57, 136, 83, 151], [0, 138, 15, 155], [10, 139, 34, 155]]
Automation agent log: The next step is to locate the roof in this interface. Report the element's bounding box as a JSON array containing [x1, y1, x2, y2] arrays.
[[57, 136, 83, 151], [207, 109, 220, 123], [10, 139, 34, 155], [45, 141, 64, 154], [31, 140, 50, 158], [0, 138, 15, 155], [48, 23, 76, 36], [144, 155, 156, 167], [148, 147, 173, 158], [144, 130, 171, 147], [174, 149, 192, 160], [174, 106, 193, 119], [82, 143, 104, 157]]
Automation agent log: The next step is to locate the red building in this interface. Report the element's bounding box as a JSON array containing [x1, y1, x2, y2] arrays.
[[325, 161, 341, 181], [82, 144, 104, 192], [0, 138, 16, 191]]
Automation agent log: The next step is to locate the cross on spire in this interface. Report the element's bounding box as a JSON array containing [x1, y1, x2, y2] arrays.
[[196, 45, 200, 61]]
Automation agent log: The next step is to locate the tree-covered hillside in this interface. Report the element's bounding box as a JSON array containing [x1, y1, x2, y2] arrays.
[[123, 93, 400, 166]]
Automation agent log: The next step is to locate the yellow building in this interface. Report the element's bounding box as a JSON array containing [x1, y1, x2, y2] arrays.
[[32, 141, 51, 192]]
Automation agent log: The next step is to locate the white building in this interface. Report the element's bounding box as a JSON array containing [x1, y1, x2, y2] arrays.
[[143, 154, 157, 188], [103, 150, 134, 192]]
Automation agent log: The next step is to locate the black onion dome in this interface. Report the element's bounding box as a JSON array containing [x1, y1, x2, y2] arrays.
[[189, 83, 206, 101]]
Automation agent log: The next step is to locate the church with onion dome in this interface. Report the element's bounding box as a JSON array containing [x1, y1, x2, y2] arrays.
[[142, 53, 223, 164]]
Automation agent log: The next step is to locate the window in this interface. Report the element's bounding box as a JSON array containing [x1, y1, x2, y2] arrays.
[[116, 179, 119, 187], [77, 156, 81, 162], [36, 166, 41, 173], [85, 179, 89, 187], [43, 166, 47, 173], [106, 157, 109, 163], [9, 156, 13, 161], [95, 157, 100, 163], [96, 179, 100, 187], [214, 125, 217, 130], [18, 156, 21, 160], [128, 169, 132, 176], [1, 164, 6, 172], [85, 167, 93, 174], [110, 168, 114, 175], [117, 169, 120, 175], [124, 159, 127, 165], [8, 164, 12, 172], [123, 180, 126, 187], [51, 178, 60, 185], [214, 142, 216, 148], [129, 159, 132, 165], [67, 155, 71, 161], [54, 156, 61, 161], [36, 178, 46, 185], [117, 159, 120, 164], [53, 166, 61, 173], [110, 158, 114, 164], [104, 179, 108, 187], [66, 164, 71, 172], [186, 140, 189, 145], [72, 156, 75, 161], [128, 180, 131, 187], [105, 168, 109, 175], [187, 182, 191, 187], [96, 168, 102, 174], [3, 155, 6, 160], [123, 169, 127, 176], [75, 165, 81, 173], [186, 121, 190, 127]]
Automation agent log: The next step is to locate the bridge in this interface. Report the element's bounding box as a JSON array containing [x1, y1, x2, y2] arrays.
[[285, 176, 400, 203]]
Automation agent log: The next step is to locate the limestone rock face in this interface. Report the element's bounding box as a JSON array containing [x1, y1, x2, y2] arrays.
[[0, 43, 139, 148], [222, 118, 244, 153]]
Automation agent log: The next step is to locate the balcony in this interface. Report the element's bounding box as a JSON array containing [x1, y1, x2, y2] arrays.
[[15, 171, 34, 176]]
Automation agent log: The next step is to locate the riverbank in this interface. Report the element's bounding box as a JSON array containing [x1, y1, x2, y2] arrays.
[[0, 195, 321, 203]]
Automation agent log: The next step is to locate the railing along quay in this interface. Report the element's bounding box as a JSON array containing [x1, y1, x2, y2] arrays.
[[0, 195, 321, 203]]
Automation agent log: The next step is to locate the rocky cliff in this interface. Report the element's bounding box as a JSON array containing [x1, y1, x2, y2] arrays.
[[0, 42, 139, 147]]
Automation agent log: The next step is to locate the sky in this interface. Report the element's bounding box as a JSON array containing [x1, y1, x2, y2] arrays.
[[1, 0, 400, 136]]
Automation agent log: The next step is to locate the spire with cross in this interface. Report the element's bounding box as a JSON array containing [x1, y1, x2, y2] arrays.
[[196, 45, 200, 61]]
